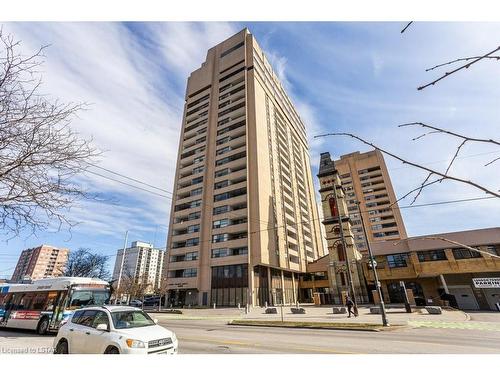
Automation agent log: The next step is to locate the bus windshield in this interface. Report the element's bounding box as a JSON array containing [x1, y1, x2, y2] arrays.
[[68, 290, 110, 309]]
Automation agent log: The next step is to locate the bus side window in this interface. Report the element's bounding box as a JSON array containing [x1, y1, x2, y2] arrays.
[[19, 293, 35, 310], [32, 292, 49, 310], [44, 292, 58, 311]]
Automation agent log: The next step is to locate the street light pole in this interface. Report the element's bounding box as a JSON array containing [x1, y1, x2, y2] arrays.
[[116, 230, 129, 304], [356, 201, 389, 326], [332, 183, 358, 311]]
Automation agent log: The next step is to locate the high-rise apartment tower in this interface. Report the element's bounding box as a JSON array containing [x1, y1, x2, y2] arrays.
[[11, 245, 69, 281], [334, 150, 407, 252], [163, 29, 325, 307], [113, 241, 165, 296]]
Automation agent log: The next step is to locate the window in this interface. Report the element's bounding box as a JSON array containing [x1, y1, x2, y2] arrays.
[[189, 200, 202, 208], [192, 176, 203, 185], [111, 310, 155, 329], [212, 234, 229, 243], [214, 180, 229, 189], [192, 166, 204, 174], [185, 238, 199, 247], [75, 310, 98, 327], [417, 250, 447, 262], [220, 42, 244, 58], [486, 245, 500, 256], [213, 205, 229, 215], [216, 146, 231, 155], [188, 211, 201, 221], [211, 246, 249, 258], [453, 248, 482, 260], [386, 253, 408, 268], [190, 187, 203, 196], [328, 196, 338, 217], [187, 224, 200, 233], [185, 252, 198, 261], [92, 311, 110, 329], [184, 268, 197, 277], [71, 310, 84, 323], [213, 219, 230, 228], [215, 168, 229, 178], [193, 156, 204, 164]]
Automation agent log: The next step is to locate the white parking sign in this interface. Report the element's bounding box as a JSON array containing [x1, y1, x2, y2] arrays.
[[472, 278, 500, 288]]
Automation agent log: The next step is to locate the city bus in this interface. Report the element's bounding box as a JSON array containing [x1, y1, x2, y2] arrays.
[[0, 277, 110, 335]]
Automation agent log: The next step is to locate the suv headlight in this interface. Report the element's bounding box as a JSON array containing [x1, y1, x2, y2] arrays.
[[126, 339, 146, 348], [172, 332, 177, 342]]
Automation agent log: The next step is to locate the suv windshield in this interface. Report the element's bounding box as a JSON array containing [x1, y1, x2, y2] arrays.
[[111, 310, 155, 329]]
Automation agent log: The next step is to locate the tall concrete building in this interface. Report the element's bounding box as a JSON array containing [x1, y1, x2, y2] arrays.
[[163, 29, 325, 307], [113, 241, 165, 295], [334, 150, 407, 253], [11, 245, 69, 281], [317, 152, 368, 303]]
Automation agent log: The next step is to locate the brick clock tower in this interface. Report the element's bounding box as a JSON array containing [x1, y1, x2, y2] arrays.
[[318, 152, 369, 304]]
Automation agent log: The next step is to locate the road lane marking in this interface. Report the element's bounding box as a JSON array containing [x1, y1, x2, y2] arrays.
[[178, 336, 360, 354]]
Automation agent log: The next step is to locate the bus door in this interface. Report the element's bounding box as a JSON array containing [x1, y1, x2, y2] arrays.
[[48, 290, 69, 330]]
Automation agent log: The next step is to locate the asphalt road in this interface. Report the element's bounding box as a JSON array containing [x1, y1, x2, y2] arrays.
[[1, 315, 499, 354], [157, 318, 500, 354]]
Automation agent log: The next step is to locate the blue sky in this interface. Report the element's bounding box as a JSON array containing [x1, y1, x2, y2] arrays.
[[1, 22, 499, 278]]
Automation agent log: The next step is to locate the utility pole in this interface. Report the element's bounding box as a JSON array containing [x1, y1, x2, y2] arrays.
[[332, 183, 358, 311], [116, 230, 129, 304], [356, 201, 389, 326]]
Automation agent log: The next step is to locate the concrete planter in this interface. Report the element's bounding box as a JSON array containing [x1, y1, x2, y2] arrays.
[[425, 306, 442, 314], [265, 307, 278, 314], [291, 307, 306, 314], [332, 307, 347, 314]]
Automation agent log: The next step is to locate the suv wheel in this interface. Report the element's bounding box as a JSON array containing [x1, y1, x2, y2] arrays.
[[55, 340, 69, 354], [104, 346, 119, 354]]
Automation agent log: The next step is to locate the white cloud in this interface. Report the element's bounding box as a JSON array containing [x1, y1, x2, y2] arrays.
[[2, 22, 238, 241]]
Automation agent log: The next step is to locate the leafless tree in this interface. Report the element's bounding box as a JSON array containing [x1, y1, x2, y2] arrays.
[[114, 269, 151, 303], [0, 27, 100, 238], [62, 248, 110, 280], [314, 26, 500, 206]]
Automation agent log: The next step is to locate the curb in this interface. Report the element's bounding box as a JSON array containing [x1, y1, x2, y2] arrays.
[[228, 320, 406, 332]]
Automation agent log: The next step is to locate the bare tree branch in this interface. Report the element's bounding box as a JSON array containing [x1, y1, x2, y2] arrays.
[[426, 55, 500, 72], [418, 45, 500, 90], [0, 28, 101, 238], [399, 122, 500, 174], [401, 21, 413, 34], [314, 132, 500, 200], [485, 156, 500, 167]]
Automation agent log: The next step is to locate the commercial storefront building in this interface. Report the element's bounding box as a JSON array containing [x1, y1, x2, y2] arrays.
[[365, 227, 500, 311]]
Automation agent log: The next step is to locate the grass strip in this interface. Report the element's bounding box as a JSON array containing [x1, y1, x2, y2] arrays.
[[229, 320, 405, 331]]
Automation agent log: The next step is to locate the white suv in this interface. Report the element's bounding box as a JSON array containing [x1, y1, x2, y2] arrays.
[[53, 306, 178, 354]]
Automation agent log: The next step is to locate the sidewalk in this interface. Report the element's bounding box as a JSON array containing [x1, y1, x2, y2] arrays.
[[240, 305, 468, 325], [149, 304, 468, 324]]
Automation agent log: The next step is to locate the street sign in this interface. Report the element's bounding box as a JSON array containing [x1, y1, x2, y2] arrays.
[[472, 277, 500, 288]]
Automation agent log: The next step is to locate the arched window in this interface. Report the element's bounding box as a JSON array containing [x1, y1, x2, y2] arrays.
[[337, 243, 345, 262], [339, 272, 346, 286], [328, 196, 338, 217]]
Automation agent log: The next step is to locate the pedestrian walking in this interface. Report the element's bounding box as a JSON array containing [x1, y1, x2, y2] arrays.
[[345, 295, 357, 317]]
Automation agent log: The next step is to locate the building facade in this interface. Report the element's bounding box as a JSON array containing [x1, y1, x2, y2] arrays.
[[163, 28, 325, 307], [113, 241, 165, 295], [11, 245, 69, 282], [334, 150, 407, 253], [366, 227, 500, 311]]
